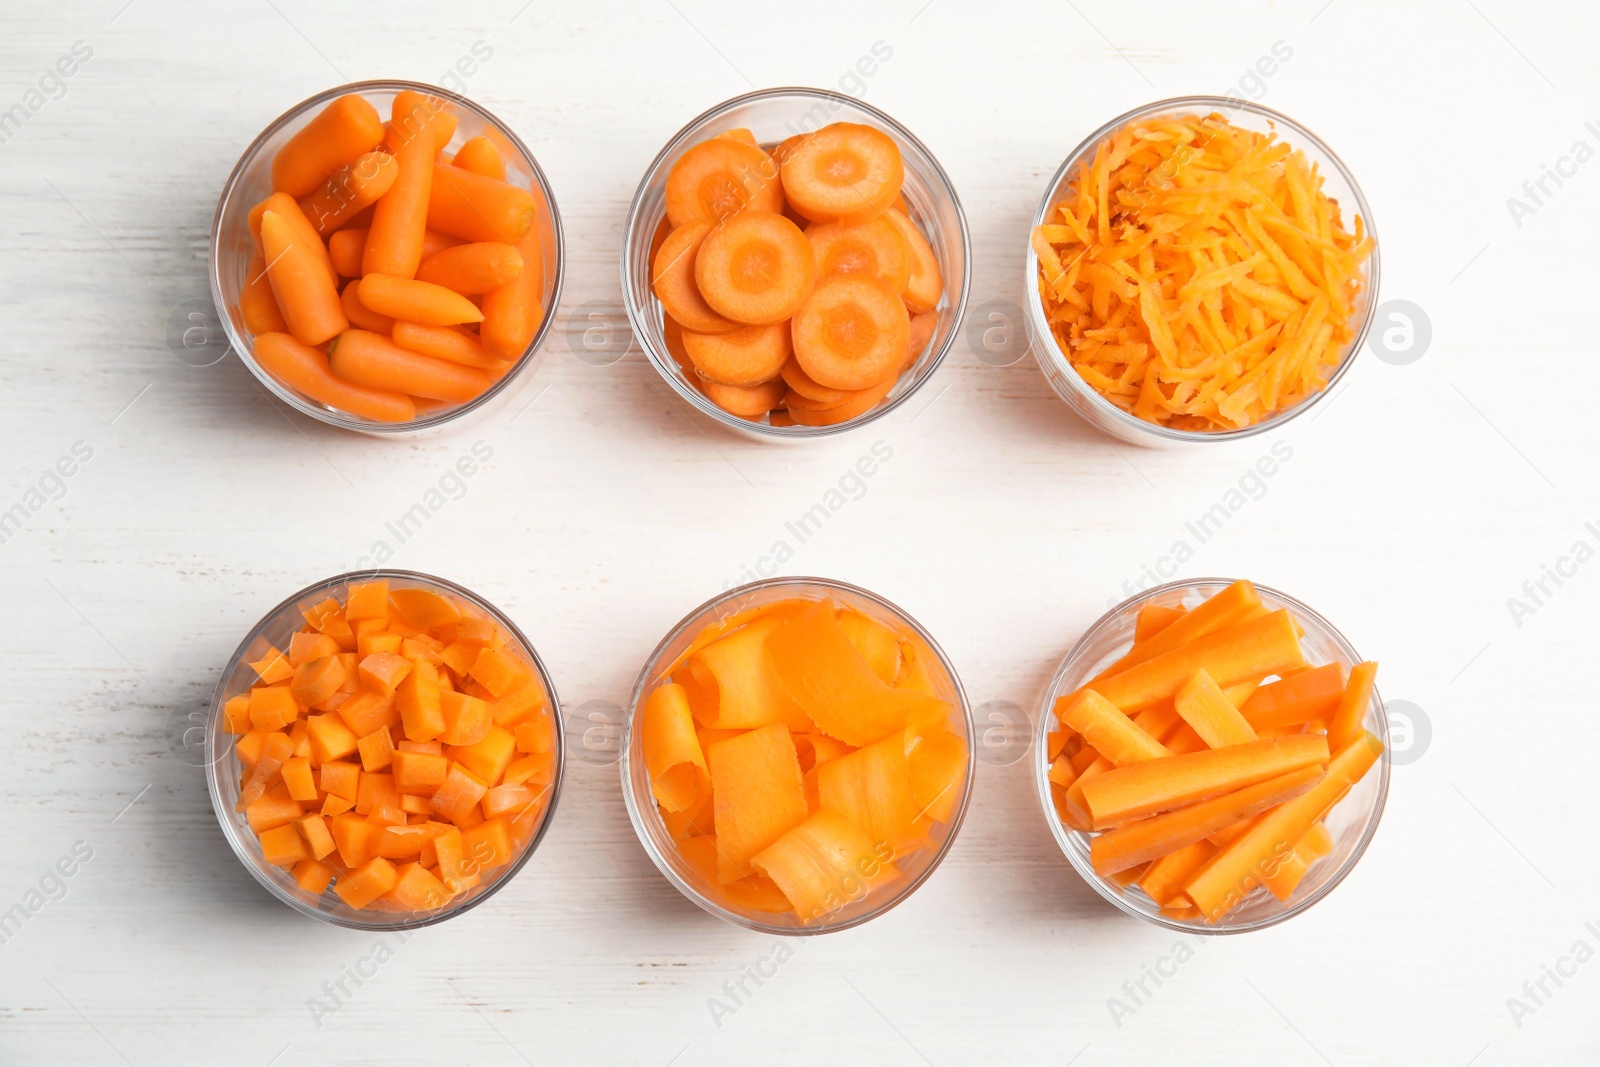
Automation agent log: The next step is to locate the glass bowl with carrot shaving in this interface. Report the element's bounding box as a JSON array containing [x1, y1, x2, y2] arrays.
[[621, 577, 975, 933], [210, 80, 565, 435], [1034, 578, 1391, 934], [1026, 98, 1379, 444], [622, 88, 971, 440]]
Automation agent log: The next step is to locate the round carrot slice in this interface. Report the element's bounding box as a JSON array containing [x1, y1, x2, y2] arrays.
[[806, 216, 910, 292], [652, 222, 738, 335], [884, 207, 943, 313], [779, 123, 903, 224], [664, 138, 783, 228], [787, 373, 898, 427], [694, 212, 816, 326], [682, 322, 791, 386], [702, 376, 787, 419], [790, 274, 910, 391]]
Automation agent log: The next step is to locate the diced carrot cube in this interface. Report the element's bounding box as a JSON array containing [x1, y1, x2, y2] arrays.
[[345, 580, 390, 622], [357, 630, 403, 657], [331, 813, 375, 867], [291, 654, 349, 709], [292, 857, 335, 894], [491, 681, 545, 729], [440, 640, 478, 677], [289, 631, 340, 666], [336, 691, 399, 738], [351, 617, 388, 639], [367, 804, 408, 827], [245, 783, 303, 833], [462, 816, 514, 873], [447, 725, 516, 785], [455, 617, 502, 647], [398, 659, 446, 742], [467, 647, 530, 698], [429, 763, 488, 824], [236, 730, 296, 810], [249, 686, 300, 732], [306, 713, 359, 763], [390, 588, 461, 631], [259, 823, 310, 867], [334, 857, 398, 909], [288, 720, 312, 760], [249, 645, 293, 684], [321, 793, 355, 817], [374, 823, 428, 859], [439, 690, 491, 746], [357, 728, 395, 772], [222, 694, 253, 734], [319, 760, 361, 801], [398, 739, 442, 755], [235, 729, 269, 767], [482, 783, 537, 820], [401, 636, 443, 664], [433, 825, 478, 892], [393, 750, 449, 793], [513, 713, 555, 755], [358, 652, 413, 696], [282, 756, 319, 802], [503, 754, 551, 787], [400, 793, 433, 815], [386, 862, 452, 911], [296, 814, 337, 859], [304, 597, 357, 650], [355, 772, 399, 815]]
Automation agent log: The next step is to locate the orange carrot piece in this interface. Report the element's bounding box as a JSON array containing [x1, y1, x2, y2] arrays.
[[707, 723, 809, 883], [681, 322, 792, 387], [779, 123, 903, 224], [298, 151, 398, 236], [426, 164, 536, 244], [362, 99, 437, 279], [1138, 839, 1216, 905], [356, 274, 483, 326], [327, 329, 489, 404], [1173, 669, 1258, 748], [686, 615, 812, 732], [806, 215, 910, 292], [249, 192, 337, 282], [817, 730, 925, 853], [1097, 581, 1264, 681], [416, 242, 524, 295], [260, 211, 347, 346], [664, 136, 782, 227], [291, 654, 348, 707], [254, 332, 416, 422], [791, 274, 910, 390], [702, 377, 788, 420], [1081, 734, 1330, 829], [641, 683, 709, 813], [1134, 603, 1187, 642], [478, 224, 545, 359], [694, 211, 816, 326], [751, 808, 898, 923], [452, 135, 506, 179], [241, 253, 288, 334], [883, 208, 943, 313], [272, 94, 385, 197], [1089, 609, 1307, 714], [1055, 689, 1169, 766], [1327, 661, 1378, 751], [1239, 663, 1345, 732], [340, 279, 393, 334], [651, 222, 738, 335], [389, 322, 503, 370], [389, 90, 454, 152], [334, 857, 399, 909]]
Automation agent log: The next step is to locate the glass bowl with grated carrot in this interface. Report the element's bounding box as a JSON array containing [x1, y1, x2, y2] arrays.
[[622, 88, 971, 439], [1027, 98, 1379, 444], [205, 571, 564, 929], [1034, 578, 1390, 933], [210, 80, 564, 434], [621, 577, 975, 933]]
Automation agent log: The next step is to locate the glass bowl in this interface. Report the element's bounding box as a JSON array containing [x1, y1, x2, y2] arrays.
[[621, 577, 975, 933], [1034, 578, 1390, 934], [621, 88, 971, 440], [1025, 97, 1380, 446], [209, 79, 565, 435], [205, 570, 565, 929]]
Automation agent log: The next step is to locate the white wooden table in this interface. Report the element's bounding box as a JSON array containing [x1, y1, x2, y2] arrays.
[[2, 1, 1596, 1063]]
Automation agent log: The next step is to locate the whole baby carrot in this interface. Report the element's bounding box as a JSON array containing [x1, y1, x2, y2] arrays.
[[357, 274, 483, 326], [362, 97, 442, 279], [241, 253, 287, 334], [253, 332, 415, 422], [390, 321, 507, 370], [249, 192, 336, 285], [331, 228, 459, 277], [452, 136, 506, 180], [415, 242, 524, 294], [298, 151, 399, 235], [426, 164, 536, 244], [261, 210, 347, 346], [327, 329, 490, 403], [271, 94, 385, 198], [389, 90, 455, 153], [341, 281, 394, 334], [479, 226, 544, 359]]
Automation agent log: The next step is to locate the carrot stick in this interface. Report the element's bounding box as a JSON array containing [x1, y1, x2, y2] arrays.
[[426, 164, 536, 244], [298, 151, 398, 236], [1261, 821, 1334, 901], [390, 321, 507, 371], [1134, 603, 1187, 642], [357, 274, 483, 326], [1089, 764, 1324, 874], [1095, 580, 1263, 681], [1137, 839, 1216, 905], [1239, 663, 1345, 731], [1080, 734, 1329, 829], [326, 329, 490, 404], [271, 94, 384, 197], [452, 135, 506, 180], [1326, 661, 1378, 751], [362, 96, 439, 279], [252, 332, 414, 422], [1174, 669, 1258, 748], [241, 253, 287, 334], [1088, 609, 1307, 715], [260, 210, 347, 346], [416, 242, 524, 295], [479, 226, 545, 359], [1184, 732, 1382, 921], [1055, 689, 1169, 766]]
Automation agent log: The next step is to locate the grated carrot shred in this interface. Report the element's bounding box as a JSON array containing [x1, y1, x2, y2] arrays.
[[1033, 113, 1374, 431]]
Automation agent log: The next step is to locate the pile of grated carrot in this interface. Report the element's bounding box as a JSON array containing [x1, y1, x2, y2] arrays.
[[1032, 113, 1374, 431]]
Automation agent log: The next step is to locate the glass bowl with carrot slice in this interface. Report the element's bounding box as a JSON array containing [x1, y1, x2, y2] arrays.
[[1026, 98, 1380, 445], [210, 80, 564, 434], [1034, 578, 1390, 933], [622, 577, 975, 933], [622, 88, 971, 439], [205, 571, 564, 929]]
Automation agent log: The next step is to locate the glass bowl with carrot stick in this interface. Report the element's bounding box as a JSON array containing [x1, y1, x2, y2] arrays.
[[621, 577, 975, 933], [622, 88, 971, 439], [205, 571, 565, 929], [1026, 97, 1380, 446], [1034, 577, 1390, 933], [210, 80, 564, 434]]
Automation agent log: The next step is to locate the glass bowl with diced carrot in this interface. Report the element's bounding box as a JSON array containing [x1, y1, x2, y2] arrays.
[[1034, 578, 1390, 933], [622, 88, 970, 438], [205, 571, 564, 928], [621, 577, 974, 933], [210, 80, 564, 434], [1026, 98, 1380, 445]]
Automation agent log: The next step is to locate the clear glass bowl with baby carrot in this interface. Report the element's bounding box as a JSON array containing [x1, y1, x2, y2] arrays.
[[1034, 578, 1390, 934], [621, 88, 971, 439], [1025, 97, 1380, 446], [205, 570, 564, 929], [210, 80, 564, 434], [621, 577, 975, 933]]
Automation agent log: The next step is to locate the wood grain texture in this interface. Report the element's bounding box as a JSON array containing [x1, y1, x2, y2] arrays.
[[1, 1, 1597, 1063]]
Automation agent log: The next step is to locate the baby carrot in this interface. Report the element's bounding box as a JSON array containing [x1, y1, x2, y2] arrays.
[[390, 322, 508, 370], [271, 94, 385, 197], [426, 165, 536, 244], [253, 332, 415, 422], [340, 281, 393, 334], [416, 242, 524, 294], [362, 97, 439, 279], [330, 228, 460, 277], [479, 226, 544, 359], [357, 274, 483, 326], [260, 210, 347, 346], [298, 151, 398, 235], [453, 135, 506, 179], [248, 193, 336, 285], [327, 329, 490, 403], [241, 253, 287, 334], [389, 90, 455, 152]]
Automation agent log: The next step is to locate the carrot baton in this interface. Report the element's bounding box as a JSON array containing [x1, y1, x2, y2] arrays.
[[1087, 609, 1307, 715]]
